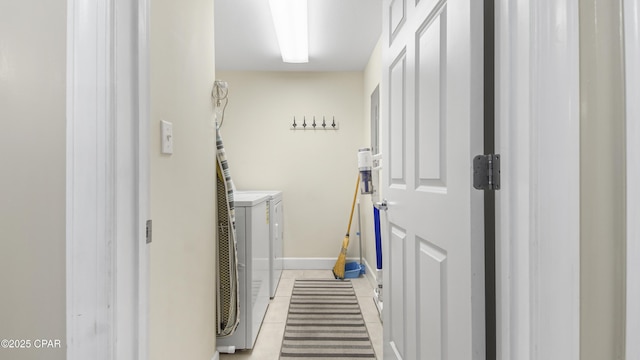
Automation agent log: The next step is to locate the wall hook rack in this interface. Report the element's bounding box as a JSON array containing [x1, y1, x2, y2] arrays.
[[290, 115, 339, 130]]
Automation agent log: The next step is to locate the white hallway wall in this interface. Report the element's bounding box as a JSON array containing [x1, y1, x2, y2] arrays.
[[0, 1, 218, 359], [0, 1, 66, 359], [150, 0, 218, 358], [216, 71, 365, 261], [579, 0, 626, 358]]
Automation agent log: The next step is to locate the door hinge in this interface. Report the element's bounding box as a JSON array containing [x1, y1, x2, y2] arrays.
[[146, 219, 152, 244], [473, 154, 501, 190]]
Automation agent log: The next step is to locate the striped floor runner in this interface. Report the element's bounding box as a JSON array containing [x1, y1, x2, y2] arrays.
[[279, 279, 376, 359]]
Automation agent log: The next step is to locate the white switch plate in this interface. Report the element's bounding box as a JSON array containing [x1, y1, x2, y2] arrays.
[[161, 120, 173, 154]]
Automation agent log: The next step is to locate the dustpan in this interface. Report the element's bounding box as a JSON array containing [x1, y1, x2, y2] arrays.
[[344, 261, 366, 278]]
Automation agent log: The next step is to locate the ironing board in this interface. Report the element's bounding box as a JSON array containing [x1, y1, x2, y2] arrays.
[[216, 124, 240, 337]]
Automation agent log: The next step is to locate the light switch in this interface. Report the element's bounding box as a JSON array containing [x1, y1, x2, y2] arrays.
[[161, 120, 173, 154]]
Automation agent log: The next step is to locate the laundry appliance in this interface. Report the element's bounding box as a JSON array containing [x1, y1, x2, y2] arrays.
[[217, 192, 270, 351], [236, 190, 283, 298]]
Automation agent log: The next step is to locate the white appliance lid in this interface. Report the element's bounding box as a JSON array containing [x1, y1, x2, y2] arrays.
[[236, 190, 282, 201], [233, 192, 270, 206]]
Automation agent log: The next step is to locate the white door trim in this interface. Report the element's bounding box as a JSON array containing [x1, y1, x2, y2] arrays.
[[624, 0, 640, 358], [137, 1, 151, 359], [495, 1, 580, 359], [66, 0, 149, 358], [66, 0, 116, 357]]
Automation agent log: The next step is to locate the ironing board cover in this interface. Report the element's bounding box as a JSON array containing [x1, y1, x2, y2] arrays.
[[215, 124, 240, 337]]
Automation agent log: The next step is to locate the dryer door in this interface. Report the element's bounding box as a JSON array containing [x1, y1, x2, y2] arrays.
[[271, 200, 284, 297]]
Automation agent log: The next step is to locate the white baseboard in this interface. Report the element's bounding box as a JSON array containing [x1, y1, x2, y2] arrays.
[[362, 258, 378, 289], [211, 350, 220, 360], [283, 257, 379, 287], [283, 257, 363, 270]]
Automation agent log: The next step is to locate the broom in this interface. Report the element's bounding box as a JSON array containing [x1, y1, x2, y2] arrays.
[[332, 174, 360, 279]]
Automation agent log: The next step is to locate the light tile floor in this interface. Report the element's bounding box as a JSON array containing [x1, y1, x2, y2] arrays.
[[220, 269, 383, 360]]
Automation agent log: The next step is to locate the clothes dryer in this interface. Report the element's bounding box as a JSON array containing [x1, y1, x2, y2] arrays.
[[217, 192, 270, 350], [236, 191, 283, 298]]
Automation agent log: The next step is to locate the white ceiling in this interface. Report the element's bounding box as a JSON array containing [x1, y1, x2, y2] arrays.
[[214, 0, 383, 72]]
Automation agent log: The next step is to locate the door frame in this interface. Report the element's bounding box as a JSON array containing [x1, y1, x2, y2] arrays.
[[137, 0, 151, 358], [624, 0, 640, 357], [495, 1, 580, 359], [66, 0, 150, 358]]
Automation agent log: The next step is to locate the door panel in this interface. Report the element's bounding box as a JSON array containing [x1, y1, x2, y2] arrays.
[[382, 0, 485, 359], [416, 8, 447, 189], [418, 237, 447, 359], [389, 50, 407, 185], [389, 225, 407, 358], [390, 0, 406, 42]]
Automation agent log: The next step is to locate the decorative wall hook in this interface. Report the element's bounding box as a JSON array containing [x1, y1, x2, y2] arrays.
[[289, 115, 339, 130]]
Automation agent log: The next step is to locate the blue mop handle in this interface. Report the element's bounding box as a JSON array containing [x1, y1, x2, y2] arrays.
[[373, 206, 382, 270]]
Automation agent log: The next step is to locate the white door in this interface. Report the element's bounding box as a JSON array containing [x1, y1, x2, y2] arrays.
[[381, 0, 485, 359]]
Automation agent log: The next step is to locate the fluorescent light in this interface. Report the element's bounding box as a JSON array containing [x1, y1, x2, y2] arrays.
[[269, 0, 309, 63]]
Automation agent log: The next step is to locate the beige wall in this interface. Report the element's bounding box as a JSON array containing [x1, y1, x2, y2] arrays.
[[361, 38, 382, 274], [215, 71, 365, 259], [580, 0, 626, 358], [0, 1, 66, 359], [0, 1, 218, 358], [150, 0, 218, 358]]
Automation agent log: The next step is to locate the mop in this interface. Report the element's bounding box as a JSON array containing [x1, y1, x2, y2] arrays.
[[332, 174, 360, 279]]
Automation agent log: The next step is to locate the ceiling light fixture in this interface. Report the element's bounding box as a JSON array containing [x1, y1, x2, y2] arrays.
[[268, 0, 309, 63]]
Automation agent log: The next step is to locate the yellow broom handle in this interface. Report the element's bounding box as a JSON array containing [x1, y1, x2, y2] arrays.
[[346, 174, 360, 235]]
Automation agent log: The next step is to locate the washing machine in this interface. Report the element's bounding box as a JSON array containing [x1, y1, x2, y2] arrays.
[[217, 192, 270, 351], [236, 190, 283, 298]]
